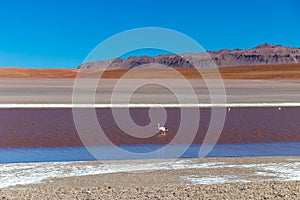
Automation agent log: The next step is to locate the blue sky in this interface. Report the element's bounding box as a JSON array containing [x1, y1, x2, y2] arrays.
[[0, 0, 299, 68]]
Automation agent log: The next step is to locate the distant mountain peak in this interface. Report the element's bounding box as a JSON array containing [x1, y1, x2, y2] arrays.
[[253, 43, 282, 49], [79, 43, 300, 69]]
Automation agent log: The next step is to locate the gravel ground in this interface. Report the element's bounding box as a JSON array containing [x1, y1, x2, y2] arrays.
[[0, 181, 299, 199]]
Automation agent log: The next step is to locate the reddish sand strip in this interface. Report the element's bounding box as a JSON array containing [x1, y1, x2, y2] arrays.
[[1, 63, 300, 79], [0, 68, 77, 78]]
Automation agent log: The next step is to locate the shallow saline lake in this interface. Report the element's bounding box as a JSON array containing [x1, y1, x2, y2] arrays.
[[0, 107, 299, 163]]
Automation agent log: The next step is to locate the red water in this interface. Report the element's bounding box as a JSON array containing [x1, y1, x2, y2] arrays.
[[0, 107, 299, 148]]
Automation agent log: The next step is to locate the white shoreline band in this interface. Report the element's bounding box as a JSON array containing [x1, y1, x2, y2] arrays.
[[0, 103, 299, 108]]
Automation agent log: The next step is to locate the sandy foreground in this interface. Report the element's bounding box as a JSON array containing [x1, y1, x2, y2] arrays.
[[0, 156, 299, 199]]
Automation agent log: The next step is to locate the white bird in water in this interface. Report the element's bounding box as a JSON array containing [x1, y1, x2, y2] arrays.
[[157, 123, 168, 135]]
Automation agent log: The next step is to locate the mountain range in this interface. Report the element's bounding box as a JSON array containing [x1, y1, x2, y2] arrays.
[[79, 43, 300, 69]]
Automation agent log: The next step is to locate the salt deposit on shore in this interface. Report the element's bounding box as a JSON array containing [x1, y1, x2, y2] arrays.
[[0, 156, 299, 200]]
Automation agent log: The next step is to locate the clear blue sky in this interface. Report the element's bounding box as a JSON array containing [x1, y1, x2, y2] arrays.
[[0, 0, 299, 68]]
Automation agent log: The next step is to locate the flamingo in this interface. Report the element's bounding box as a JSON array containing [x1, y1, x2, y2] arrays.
[[157, 123, 168, 135]]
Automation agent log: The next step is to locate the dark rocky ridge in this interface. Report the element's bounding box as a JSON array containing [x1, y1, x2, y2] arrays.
[[79, 43, 300, 69]]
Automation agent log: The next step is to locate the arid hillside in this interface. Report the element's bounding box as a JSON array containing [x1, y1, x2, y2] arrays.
[[1, 63, 300, 79], [79, 43, 300, 69]]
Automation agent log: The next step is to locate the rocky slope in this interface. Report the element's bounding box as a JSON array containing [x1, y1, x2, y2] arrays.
[[79, 43, 300, 69]]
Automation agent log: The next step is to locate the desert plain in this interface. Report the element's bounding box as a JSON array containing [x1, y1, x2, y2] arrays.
[[0, 63, 299, 199]]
